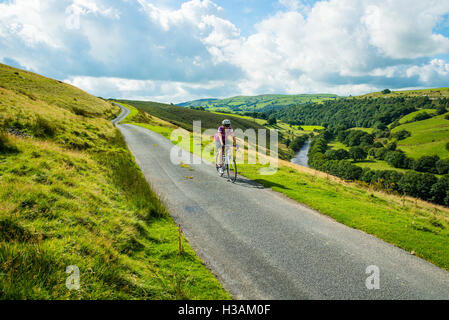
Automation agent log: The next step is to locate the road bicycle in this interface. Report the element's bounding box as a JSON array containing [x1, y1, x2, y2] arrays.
[[216, 144, 238, 183]]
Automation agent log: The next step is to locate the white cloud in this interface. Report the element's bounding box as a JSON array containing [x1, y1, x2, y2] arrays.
[[1, 0, 449, 101], [407, 59, 449, 83], [205, 0, 449, 95], [279, 0, 301, 11], [64, 75, 236, 103], [362, 1, 449, 59], [0, 0, 61, 49]]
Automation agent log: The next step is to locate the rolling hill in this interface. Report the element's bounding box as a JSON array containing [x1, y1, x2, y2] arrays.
[[179, 94, 340, 113], [115, 99, 267, 132], [392, 113, 449, 159], [356, 87, 449, 99]]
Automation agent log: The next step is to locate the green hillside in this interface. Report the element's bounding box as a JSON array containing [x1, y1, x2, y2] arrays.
[[0, 64, 229, 299], [116, 99, 267, 133], [357, 87, 449, 99], [392, 114, 449, 159], [179, 94, 339, 113]]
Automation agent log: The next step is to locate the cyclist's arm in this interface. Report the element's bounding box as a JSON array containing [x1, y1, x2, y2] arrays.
[[231, 133, 238, 148]]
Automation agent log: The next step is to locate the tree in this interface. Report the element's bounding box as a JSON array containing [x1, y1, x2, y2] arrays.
[[290, 135, 308, 152], [336, 160, 363, 180], [386, 141, 397, 151], [430, 176, 449, 205], [437, 105, 447, 115], [385, 151, 410, 169], [325, 149, 350, 160], [374, 148, 388, 160], [349, 146, 367, 161], [391, 130, 411, 141], [436, 158, 449, 175], [399, 172, 437, 200], [344, 130, 373, 147], [382, 89, 391, 94], [412, 112, 431, 122], [373, 142, 384, 149], [412, 155, 440, 174], [268, 116, 277, 125], [375, 122, 387, 130]]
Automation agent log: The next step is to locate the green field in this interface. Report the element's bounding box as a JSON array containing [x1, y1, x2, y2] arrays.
[[357, 87, 449, 99], [355, 160, 409, 173], [179, 94, 340, 113], [349, 127, 374, 134], [392, 114, 449, 159], [0, 64, 230, 299], [328, 141, 349, 150], [397, 109, 437, 124]]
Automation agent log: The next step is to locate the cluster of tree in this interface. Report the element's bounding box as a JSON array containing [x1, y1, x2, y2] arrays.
[[307, 131, 449, 206], [371, 149, 449, 175], [266, 96, 449, 129], [411, 112, 432, 122], [391, 130, 411, 141], [189, 106, 207, 111], [242, 111, 268, 120], [290, 135, 310, 152], [267, 116, 277, 125], [337, 130, 374, 147]]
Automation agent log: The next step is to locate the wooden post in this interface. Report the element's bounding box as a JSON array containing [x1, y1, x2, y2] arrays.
[[178, 226, 184, 254]]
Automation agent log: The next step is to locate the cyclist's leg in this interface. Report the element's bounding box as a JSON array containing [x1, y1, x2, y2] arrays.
[[216, 139, 223, 167]]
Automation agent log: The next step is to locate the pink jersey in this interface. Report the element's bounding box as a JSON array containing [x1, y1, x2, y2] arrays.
[[214, 125, 233, 143]]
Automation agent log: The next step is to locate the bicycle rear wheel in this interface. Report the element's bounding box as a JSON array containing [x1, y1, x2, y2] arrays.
[[227, 158, 237, 183]]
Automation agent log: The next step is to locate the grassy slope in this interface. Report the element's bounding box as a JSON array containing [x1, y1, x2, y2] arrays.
[[180, 94, 339, 112], [116, 99, 267, 133], [0, 64, 229, 300], [127, 105, 449, 272], [392, 113, 449, 159], [397, 109, 437, 125], [357, 87, 449, 99], [342, 89, 449, 171]]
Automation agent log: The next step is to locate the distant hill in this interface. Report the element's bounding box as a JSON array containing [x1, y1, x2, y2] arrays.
[[179, 94, 340, 113], [177, 98, 218, 107], [356, 87, 449, 99], [116, 99, 267, 133]]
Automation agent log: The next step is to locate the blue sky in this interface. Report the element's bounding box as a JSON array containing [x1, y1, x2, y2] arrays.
[[0, 0, 449, 103]]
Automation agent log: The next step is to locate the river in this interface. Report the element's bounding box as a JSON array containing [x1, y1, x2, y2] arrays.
[[291, 140, 311, 167]]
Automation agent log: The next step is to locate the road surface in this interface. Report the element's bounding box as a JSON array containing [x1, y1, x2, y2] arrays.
[[113, 103, 449, 300]]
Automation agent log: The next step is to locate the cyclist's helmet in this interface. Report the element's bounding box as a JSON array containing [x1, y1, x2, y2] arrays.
[[222, 119, 231, 126]]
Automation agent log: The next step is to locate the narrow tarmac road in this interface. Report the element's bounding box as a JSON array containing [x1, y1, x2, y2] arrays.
[[113, 103, 449, 300]]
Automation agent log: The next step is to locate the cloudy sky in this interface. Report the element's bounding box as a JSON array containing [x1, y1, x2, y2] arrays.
[[1, 0, 449, 103]]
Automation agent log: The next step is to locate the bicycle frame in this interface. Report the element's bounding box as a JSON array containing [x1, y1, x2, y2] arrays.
[[216, 144, 237, 182], [221, 145, 234, 166]]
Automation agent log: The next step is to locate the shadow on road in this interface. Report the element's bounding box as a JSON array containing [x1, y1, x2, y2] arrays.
[[231, 177, 265, 189]]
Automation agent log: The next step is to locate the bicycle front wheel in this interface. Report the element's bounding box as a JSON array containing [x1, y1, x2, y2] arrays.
[[227, 158, 237, 183]]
